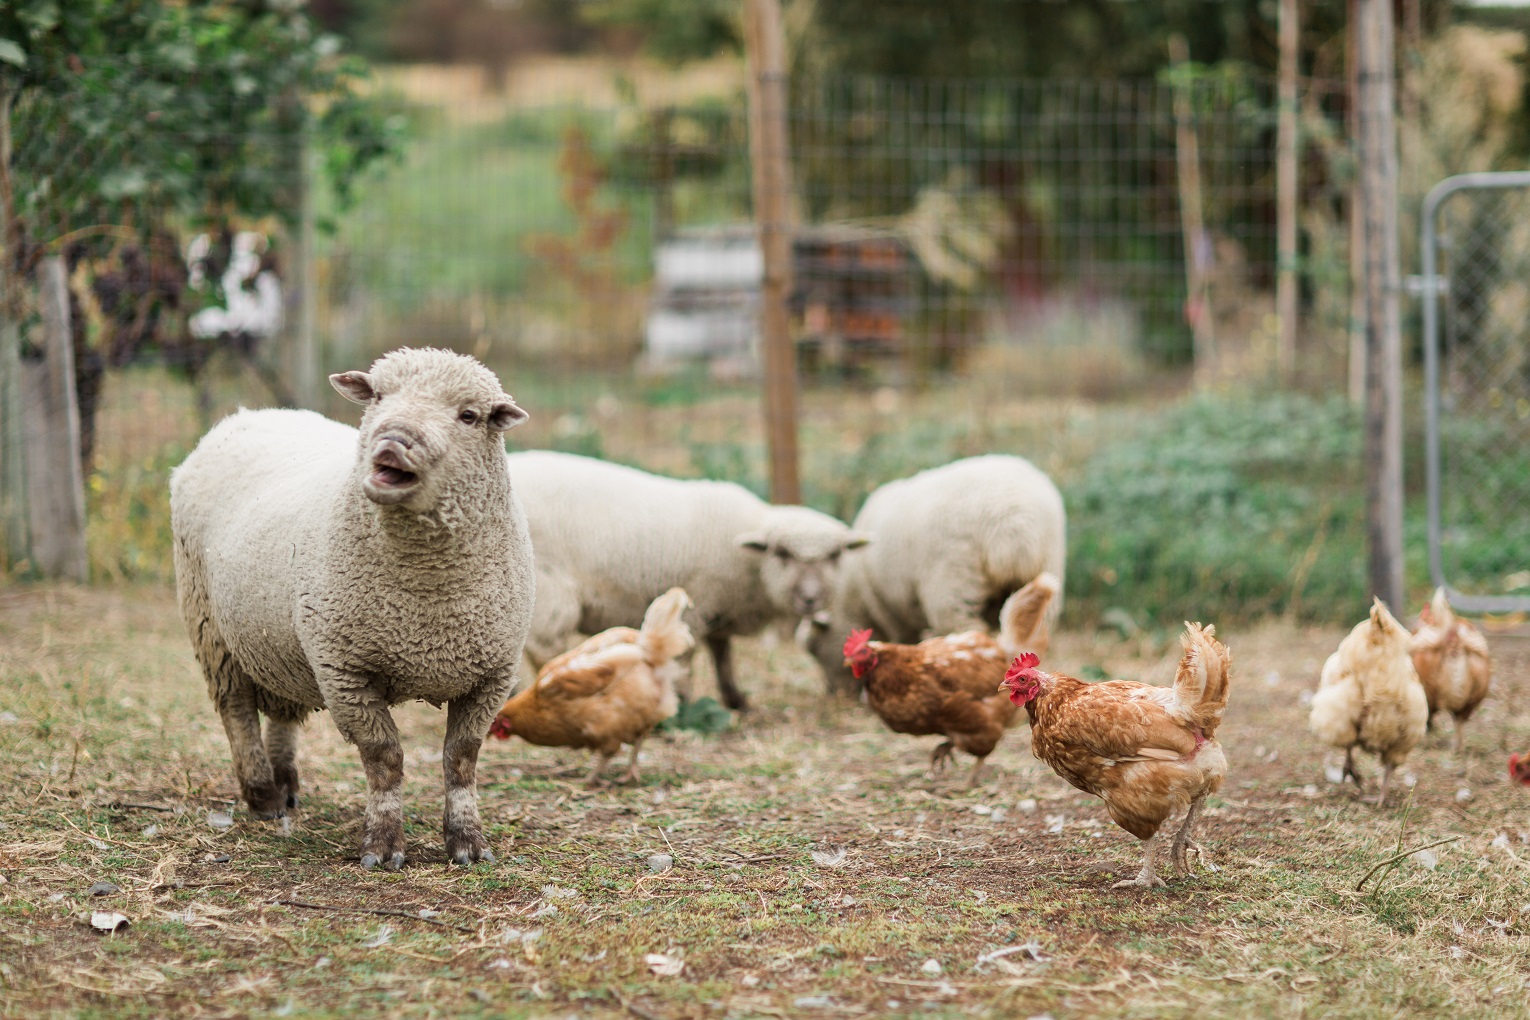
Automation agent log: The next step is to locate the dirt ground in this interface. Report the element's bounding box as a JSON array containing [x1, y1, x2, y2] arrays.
[[0, 586, 1527, 1019]]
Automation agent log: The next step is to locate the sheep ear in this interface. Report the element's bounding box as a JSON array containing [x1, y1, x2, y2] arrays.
[[843, 531, 872, 550], [488, 397, 529, 432], [330, 371, 375, 405], [737, 531, 770, 553]]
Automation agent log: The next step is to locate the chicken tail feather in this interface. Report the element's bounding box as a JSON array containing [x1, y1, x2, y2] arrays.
[[638, 587, 696, 667], [998, 572, 1061, 657], [1175, 621, 1231, 737]]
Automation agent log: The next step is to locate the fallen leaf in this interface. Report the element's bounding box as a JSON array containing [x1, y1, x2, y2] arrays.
[[206, 811, 234, 830], [361, 926, 393, 948]]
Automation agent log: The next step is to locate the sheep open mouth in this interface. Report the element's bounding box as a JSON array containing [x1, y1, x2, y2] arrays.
[[370, 464, 418, 489]]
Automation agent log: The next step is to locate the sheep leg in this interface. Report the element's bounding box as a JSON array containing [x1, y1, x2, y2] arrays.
[[324, 680, 408, 870], [1111, 834, 1167, 889], [215, 686, 286, 819], [441, 683, 510, 867], [263, 716, 303, 810], [708, 633, 749, 712]]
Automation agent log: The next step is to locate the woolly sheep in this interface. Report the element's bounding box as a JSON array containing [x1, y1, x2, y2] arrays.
[[806, 454, 1066, 690], [170, 348, 534, 870], [507, 450, 868, 710]]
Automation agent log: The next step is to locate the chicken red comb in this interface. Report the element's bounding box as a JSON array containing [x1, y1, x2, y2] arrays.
[[1004, 651, 1041, 683], [843, 628, 874, 658], [1511, 753, 1528, 786], [487, 714, 512, 741]]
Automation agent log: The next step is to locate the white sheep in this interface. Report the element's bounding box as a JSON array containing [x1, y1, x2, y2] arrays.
[[170, 348, 534, 870], [807, 454, 1066, 689], [507, 450, 867, 710]]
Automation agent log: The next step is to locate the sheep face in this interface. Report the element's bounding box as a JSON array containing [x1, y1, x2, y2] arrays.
[[738, 507, 869, 620], [331, 348, 527, 510]]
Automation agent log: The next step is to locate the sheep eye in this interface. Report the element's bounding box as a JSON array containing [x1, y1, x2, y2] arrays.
[[773, 548, 791, 561], [458, 409, 479, 425], [828, 550, 841, 563]]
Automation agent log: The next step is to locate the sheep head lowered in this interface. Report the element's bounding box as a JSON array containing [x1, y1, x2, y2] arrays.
[[737, 506, 869, 620], [331, 348, 528, 511]]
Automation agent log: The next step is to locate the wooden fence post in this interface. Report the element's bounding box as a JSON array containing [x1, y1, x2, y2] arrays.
[[1355, 0, 1405, 610], [1168, 35, 1216, 379], [744, 0, 801, 505], [1276, 0, 1300, 381], [21, 256, 88, 582], [0, 81, 28, 572]]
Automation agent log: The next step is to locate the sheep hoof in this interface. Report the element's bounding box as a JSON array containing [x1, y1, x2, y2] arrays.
[[451, 846, 494, 867], [285, 793, 300, 809], [360, 851, 406, 872]]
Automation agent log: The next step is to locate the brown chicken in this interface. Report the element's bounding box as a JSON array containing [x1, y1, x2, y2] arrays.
[[1409, 587, 1492, 755], [488, 588, 693, 786], [1001, 623, 1231, 889], [1510, 752, 1530, 788], [841, 572, 1058, 789]]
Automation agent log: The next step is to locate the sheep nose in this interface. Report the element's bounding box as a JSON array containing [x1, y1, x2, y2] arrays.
[[379, 432, 414, 449]]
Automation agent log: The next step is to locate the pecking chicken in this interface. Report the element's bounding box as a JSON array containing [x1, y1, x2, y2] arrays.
[[1308, 598, 1428, 806], [1409, 587, 1492, 755], [1000, 623, 1231, 889], [841, 572, 1059, 789], [1510, 752, 1530, 788], [488, 587, 694, 787]]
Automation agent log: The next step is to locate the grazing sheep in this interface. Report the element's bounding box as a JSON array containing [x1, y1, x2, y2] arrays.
[[507, 450, 868, 711], [171, 348, 534, 870], [806, 454, 1066, 691]]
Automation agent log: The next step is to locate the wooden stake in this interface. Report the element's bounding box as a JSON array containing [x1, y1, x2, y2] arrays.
[[1347, 0, 1366, 405], [22, 257, 87, 582], [0, 82, 28, 571], [1276, 0, 1300, 381], [743, 0, 801, 505], [1355, 0, 1405, 610], [1169, 34, 1216, 378]]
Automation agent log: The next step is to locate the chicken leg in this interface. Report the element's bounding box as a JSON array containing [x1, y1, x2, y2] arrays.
[[965, 756, 987, 791], [1370, 763, 1396, 806], [1169, 797, 1204, 874], [1112, 833, 1166, 889], [1342, 747, 1364, 788], [929, 740, 954, 773], [620, 738, 645, 785], [585, 751, 613, 788]]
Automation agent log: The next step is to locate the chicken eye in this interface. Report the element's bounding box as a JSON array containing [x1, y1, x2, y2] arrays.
[[458, 409, 479, 425]]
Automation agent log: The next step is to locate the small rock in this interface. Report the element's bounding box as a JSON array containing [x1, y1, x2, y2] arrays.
[[741, 975, 760, 988], [920, 958, 943, 976], [1264, 670, 1281, 687], [1301, 784, 1319, 798], [204, 853, 231, 864], [206, 811, 234, 830], [989, 808, 1008, 823], [313, 957, 331, 969], [1324, 765, 1345, 784], [0, 711, 18, 724], [648, 854, 674, 873], [646, 951, 684, 976], [467, 990, 491, 1004], [971, 804, 992, 816], [1402, 772, 1418, 788], [87, 881, 119, 897], [1492, 834, 1511, 849], [794, 995, 835, 1009], [1455, 788, 1473, 803], [1449, 946, 1466, 960], [48, 892, 66, 902], [1017, 799, 1038, 814], [1044, 814, 1065, 834], [418, 908, 441, 919], [1411, 849, 1439, 871], [840, 895, 856, 908], [140, 825, 158, 839]]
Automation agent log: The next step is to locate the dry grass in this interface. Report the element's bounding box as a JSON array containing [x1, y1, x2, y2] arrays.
[[2, 586, 1528, 1019]]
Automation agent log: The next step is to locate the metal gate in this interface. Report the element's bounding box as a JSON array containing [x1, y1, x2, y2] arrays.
[[1419, 171, 1530, 612]]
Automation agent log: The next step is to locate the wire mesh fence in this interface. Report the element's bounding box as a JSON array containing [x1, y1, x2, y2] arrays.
[[0, 60, 1383, 598], [1422, 176, 1530, 606]]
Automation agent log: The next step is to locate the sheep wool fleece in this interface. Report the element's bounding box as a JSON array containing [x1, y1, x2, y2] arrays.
[[171, 347, 534, 870]]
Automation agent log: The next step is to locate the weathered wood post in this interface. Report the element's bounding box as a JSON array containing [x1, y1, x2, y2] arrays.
[[1276, 0, 1300, 381], [743, 0, 801, 505], [21, 256, 88, 582], [0, 81, 29, 572], [1354, 0, 1405, 610], [1168, 35, 1216, 379]]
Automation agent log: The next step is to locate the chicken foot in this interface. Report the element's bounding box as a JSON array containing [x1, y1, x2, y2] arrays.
[[1112, 833, 1166, 889], [1169, 797, 1205, 875], [1342, 747, 1364, 789]]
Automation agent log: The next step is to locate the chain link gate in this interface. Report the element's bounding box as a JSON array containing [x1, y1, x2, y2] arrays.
[[1419, 171, 1530, 612]]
